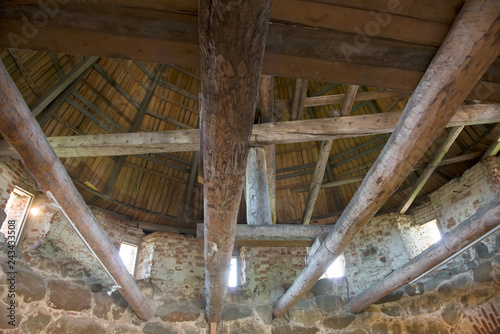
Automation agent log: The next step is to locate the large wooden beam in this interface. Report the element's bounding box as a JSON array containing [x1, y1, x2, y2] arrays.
[[199, 0, 272, 323], [274, 0, 500, 317], [2, 1, 500, 101], [347, 197, 500, 313], [398, 126, 464, 214], [1, 104, 497, 159], [197, 224, 334, 247], [0, 60, 154, 321]]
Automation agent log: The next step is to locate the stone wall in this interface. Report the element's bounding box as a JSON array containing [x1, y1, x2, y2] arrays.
[[0, 162, 22, 211]]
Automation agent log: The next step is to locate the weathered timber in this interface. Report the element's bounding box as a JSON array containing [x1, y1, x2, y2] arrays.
[[32, 57, 98, 116], [199, 0, 272, 322], [3, 1, 500, 100], [259, 75, 277, 224], [196, 224, 335, 247], [347, 197, 500, 313], [302, 84, 359, 225], [481, 124, 500, 160], [399, 126, 464, 214], [0, 104, 496, 159], [274, 0, 500, 317], [290, 79, 308, 120], [0, 60, 154, 321], [182, 151, 199, 219], [246, 147, 273, 225]]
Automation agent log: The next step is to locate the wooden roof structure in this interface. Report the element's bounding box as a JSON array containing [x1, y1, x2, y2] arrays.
[[0, 0, 499, 326]]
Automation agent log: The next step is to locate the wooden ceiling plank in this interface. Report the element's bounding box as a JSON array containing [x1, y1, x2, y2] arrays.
[[347, 197, 500, 313], [7, 48, 40, 97], [273, 0, 500, 317], [398, 126, 464, 214], [199, 0, 272, 322]]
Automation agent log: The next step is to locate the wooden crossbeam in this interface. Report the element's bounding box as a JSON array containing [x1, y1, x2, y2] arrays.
[[273, 0, 500, 317], [199, 0, 272, 322], [347, 197, 500, 313], [3, 1, 500, 101], [0, 59, 154, 321], [398, 126, 464, 214], [0, 104, 495, 159], [196, 224, 334, 247]]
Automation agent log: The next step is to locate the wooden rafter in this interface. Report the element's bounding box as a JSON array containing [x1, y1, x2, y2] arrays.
[[398, 126, 464, 214], [0, 59, 154, 321], [274, 0, 500, 317], [290, 79, 308, 120], [198, 0, 272, 323], [347, 197, 500, 313]]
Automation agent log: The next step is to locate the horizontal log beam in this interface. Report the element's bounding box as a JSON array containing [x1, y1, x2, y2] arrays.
[[2, 1, 500, 100], [196, 224, 334, 247], [346, 197, 500, 313], [1, 104, 497, 159]]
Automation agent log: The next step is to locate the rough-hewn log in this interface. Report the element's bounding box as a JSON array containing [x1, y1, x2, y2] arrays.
[[0, 60, 154, 321], [1, 104, 496, 159], [2, 1, 500, 101], [197, 224, 334, 247], [399, 126, 464, 214], [275, 89, 409, 110], [274, 0, 500, 317], [290, 79, 308, 120], [199, 0, 272, 323], [347, 197, 500, 313], [259, 75, 277, 224], [302, 84, 359, 225], [246, 147, 273, 225]]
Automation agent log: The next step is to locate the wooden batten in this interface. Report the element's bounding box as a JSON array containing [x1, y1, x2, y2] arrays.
[[274, 0, 500, 317]]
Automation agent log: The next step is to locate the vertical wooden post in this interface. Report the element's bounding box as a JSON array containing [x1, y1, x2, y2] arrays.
[[246, 147, 273, 225]]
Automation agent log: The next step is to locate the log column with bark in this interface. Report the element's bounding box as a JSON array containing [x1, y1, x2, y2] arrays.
[[0, 60, 154, 321], [198, 0, 273, 323], [274, 0, 500, 317]]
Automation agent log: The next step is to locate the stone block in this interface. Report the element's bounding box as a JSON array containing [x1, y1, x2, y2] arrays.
[[0, 299, 23, 329], [473, 261, 492, 282], [156, 302, 201, 322], [110, 325, 140, 334], [60, 261, 90, 279], [314, 295, 343, 313], [381, 304, 402, 317], [142, 322, 178, 334], [47, 280, 91, 311], [222, 304, 253, 321], [323, 314, 356, 329], [46, 316, 105, 334], [229, 320, 268, 334], [441, 303, 463, 326], [403, 294, 441, 316], [289, 299, 321, 323], [93, 291, 128, 320], [20, 310, 51, 333], [405, 319, 448, 334], [460, 287, 496, 308], [272, 325, 319, 334], [1, 262, 46, 303], [255, 304, 273, 323]]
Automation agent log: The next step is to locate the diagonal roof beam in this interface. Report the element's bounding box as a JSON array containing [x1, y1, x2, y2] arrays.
[[302, 84, 358, 225], [199, 0, 272, 324], [398, 126, 464, 214], [0, 59, 154, 321], [289, 79, 309, 120], [347, 197, 500, 313], [273, 0, 500, 317]]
